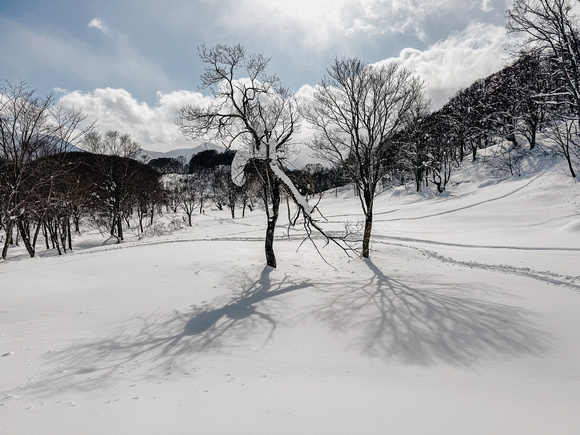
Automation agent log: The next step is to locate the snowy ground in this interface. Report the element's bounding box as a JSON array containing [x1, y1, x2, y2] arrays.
[[1, 157, 579, 434]]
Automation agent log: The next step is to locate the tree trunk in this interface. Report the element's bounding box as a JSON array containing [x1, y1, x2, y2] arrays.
[[2, 221, 13, 260], [59, 220, 67, 254], [362, 212, 373, 259], [48, 221, 62, 256], [565, 153, 576, 178], [264, 182, 281, 268], [362, 191, 374, 259], [43, 223, 50, 250], [265, 216, 277, 268], [529, 122, 537, 150], [17, 220, 36, 258], [67, 219, 73, 251], [415, 168, 422, 192], [117, 217, 124, 242], [32, 218, 43, 252]]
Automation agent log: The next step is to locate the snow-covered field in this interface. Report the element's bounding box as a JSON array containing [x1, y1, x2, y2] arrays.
[[1, 157, 579, 434]]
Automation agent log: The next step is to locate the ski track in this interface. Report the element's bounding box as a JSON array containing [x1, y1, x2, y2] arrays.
[[375, 234, 580, 252], [322, 172, 540, 223], [20, 225, 578, 293], [375, 239, 580, 292], [377, 177, 536, 222]]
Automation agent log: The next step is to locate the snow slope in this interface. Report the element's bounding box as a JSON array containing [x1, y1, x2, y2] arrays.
[[1, 157, 579, 434]]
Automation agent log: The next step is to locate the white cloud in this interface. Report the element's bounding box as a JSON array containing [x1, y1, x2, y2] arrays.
[[376, 22, 515, 108], [58, 86, 320, 165], [218, 0, 507, 51], [59, 88, 211, 152], [295, 22, 513, 111], [59, 22, 513, 155], [87, 18, 110, 35]]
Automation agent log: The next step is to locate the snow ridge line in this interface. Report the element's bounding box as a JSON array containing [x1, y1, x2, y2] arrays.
[[373, 234, 580, 252], [318, 176, 542, 224], [376, 240, 580, 291]]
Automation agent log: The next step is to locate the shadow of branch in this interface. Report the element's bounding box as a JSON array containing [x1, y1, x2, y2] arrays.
[[314, 259, 551, 366], [8, 266, 310, 397]]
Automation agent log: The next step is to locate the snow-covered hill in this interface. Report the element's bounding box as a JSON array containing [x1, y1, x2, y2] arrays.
[[1, 155, 579, 434]]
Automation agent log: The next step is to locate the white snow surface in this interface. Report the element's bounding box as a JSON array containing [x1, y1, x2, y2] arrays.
[[269, 160, 311, 216], [231, 149, 251, 187], [1, 157, 580, 434]]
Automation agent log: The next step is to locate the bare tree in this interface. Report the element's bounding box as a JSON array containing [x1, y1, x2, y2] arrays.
[[176, 173, 206, 226], [163, 176, 182, 213], [178, 44, 339, 268], [212, 165, 240, 218], [81, 130, 142, 242], [552, 118, 580, 177], [0, 79, 91, 260], [83, 130, 140, 158], [304, 58, 425, 258]]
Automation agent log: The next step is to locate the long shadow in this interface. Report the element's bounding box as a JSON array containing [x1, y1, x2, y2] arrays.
[[181, 266, 309, 345], [314, 259, 551, 366], [6, 266, 310, 397]]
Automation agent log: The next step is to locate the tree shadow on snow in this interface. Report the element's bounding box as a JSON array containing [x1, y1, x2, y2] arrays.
[[313, 259, 551, 366], [181, 266, 309, 345], [7, 266, 310, 397]]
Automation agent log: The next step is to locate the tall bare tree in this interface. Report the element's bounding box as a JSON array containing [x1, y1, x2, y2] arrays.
[[178, 44, 336, 268], [304, 58, 425, 258]]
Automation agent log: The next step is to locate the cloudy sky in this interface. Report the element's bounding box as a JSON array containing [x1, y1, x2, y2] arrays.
[[1, 0, 516, 153]]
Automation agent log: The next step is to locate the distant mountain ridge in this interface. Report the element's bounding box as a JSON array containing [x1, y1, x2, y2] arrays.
[[139, 142, 225, 163], [64, 143, 83, 153]]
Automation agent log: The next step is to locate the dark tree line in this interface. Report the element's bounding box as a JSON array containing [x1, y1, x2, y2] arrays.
[[188, 149, 235, 171], [0, 81, 165, 261], [1, 150, 165, 259], [148, 157, 186, 175]]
